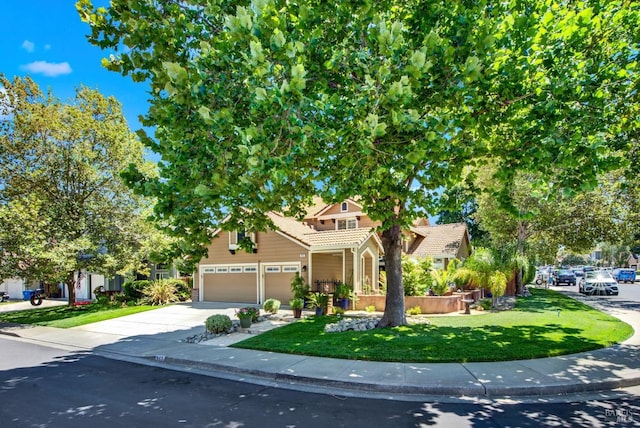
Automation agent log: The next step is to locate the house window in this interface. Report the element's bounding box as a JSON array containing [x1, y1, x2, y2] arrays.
[[337, 218, 358, 230], [341, 202, 348, 212], [229, 267, 243, 273], [155, 272, 169, 279], [229, 227, 257, 252]]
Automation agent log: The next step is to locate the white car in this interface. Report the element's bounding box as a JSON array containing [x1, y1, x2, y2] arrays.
[[578, 270, 619, 296]]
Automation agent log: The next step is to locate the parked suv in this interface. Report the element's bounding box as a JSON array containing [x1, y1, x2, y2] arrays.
[[554, 269, 576, 286], [579, 270, 619, 295], [612, 268, 636, 284]]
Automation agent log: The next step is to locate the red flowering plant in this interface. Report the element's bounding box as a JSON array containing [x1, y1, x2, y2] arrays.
[[236, 306, 259, 321]]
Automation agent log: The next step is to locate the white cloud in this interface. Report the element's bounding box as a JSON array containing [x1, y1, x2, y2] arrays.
[[21, 40, 35, 53], [20, 61, 72, 77]]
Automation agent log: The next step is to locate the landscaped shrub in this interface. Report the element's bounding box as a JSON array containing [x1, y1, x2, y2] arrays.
[[205, 314, 232, 334], [122, 280, 150, 301], [477, 298, 492, 310], [402, 255, 434, 296], [524, 262, 536, 285], [290, 273, 310, 300], [406, 305, 422, 316], [332, 307, 345, 316], [365, 305, 376, 312], [160, 278, 191, 301], [402, 257, 424, 296], [263, 298, 281, 314], [142, 279, 178, 305]]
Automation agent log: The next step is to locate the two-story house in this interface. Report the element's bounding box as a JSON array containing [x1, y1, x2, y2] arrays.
[[194, 198, 470, 304]]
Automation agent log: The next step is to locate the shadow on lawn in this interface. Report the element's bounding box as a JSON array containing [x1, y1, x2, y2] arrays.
[[364, 323, 606, 362], [236, 314, 612, 362]]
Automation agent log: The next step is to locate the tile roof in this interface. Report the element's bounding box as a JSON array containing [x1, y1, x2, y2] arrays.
[[267, 212, 376, 249], [407, 223, 469, 258], [301, 196, 330, 218]]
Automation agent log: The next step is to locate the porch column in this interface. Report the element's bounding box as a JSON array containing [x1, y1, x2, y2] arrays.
[[307, 251, 312, 286], [351, 247, 358, 291]]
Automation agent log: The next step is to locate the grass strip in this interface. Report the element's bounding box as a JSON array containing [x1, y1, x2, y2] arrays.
[[232, 288, 634, 363], [0, 303, 160, 328]]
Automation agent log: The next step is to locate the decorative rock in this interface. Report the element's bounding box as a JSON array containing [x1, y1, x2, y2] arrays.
[[324, 317, 380, 333]]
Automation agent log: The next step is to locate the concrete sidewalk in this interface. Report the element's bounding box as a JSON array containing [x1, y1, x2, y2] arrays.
[[1, 293, 639, 401]]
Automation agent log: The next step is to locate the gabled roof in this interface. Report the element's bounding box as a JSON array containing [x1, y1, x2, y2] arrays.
[[307, 197, 363, 219], [267, 212, 382, 251], [407, 223, 470, 258], [300, 196, 328, 219]]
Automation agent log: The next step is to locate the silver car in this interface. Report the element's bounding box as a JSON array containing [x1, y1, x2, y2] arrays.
[[578, 270, 619, 296]]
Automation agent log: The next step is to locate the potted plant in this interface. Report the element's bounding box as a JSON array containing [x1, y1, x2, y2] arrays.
[[289, 298, 304, 318], [307, 292, 329, 316], [236, 307, 258, 328], [334, 282, 353, 310], [290, 272, 310, 302]]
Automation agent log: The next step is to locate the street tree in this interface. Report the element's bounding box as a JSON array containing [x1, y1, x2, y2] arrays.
[[78, 0, 639, 326], [473, 163, 622, 292], [0, 76, 161, 304]]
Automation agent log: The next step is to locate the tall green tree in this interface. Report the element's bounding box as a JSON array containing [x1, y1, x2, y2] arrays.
[[0, 76, 161, 304], [436, 183, 489, 245], [78, 0, 639, 326]]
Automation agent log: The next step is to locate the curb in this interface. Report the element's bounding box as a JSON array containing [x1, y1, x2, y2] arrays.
[[141, 354, 640, 399]]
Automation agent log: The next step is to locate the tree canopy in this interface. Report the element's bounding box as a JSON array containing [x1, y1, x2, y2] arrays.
[[0, 75, 163, 304], [78, 0, 639, 325]]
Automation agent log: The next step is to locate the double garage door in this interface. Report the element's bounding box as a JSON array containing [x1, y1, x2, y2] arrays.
[[201, 263, 299, 304]]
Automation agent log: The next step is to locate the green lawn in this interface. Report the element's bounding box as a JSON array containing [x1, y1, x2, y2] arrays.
[[232, 288, 634, 363], [0, 303, 160, 328]]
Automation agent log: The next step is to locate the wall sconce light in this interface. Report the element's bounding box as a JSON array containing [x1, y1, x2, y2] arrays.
[[302, 265, 307, 272], [229, 249, 236, 255]]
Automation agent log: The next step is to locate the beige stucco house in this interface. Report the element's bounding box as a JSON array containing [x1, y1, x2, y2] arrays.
[[195, 198, 471, 304]]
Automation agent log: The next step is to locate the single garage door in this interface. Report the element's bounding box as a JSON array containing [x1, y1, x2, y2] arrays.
[[264, 264, 298, 304], [202, 265, 258, 303]]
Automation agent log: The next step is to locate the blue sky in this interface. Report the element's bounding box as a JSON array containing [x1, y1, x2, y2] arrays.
[[1, 1, 149, 135]]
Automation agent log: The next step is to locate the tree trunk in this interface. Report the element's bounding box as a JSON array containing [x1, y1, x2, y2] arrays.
[[65, 270, 76, 306], [515, 222, 528, 295], [378, 224, 407, 327]]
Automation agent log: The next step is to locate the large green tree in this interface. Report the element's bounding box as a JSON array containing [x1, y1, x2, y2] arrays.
[[78, 0, 638, 326], [0, 76, 162, 304]]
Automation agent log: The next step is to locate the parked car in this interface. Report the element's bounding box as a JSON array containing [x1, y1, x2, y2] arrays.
[[612, 268, 636, 284], [555, 269, 576, 286], [578, 270, 619, 296], [572, 268, 584, 278]]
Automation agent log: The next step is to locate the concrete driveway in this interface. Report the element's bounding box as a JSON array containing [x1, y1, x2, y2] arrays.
[[0, 298, 68, 313]]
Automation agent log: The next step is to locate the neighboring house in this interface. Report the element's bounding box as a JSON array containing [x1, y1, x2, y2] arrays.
[[627, 254, 639, 270], [2, 261, 180, 301], [195, 198, 472, 304], [0, 277, 31, 300], [404, 222, 472, 269]]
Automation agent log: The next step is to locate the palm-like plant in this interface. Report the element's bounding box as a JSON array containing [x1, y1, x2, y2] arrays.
[[429, 258, 463, 296], [456, 248, 508, 307], [429, 268, 451, 296]]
